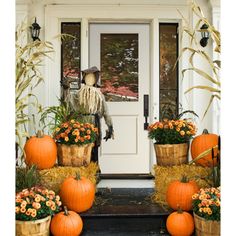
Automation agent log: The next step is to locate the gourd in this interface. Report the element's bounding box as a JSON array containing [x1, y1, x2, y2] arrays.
[[50, 206, 83, 236], [24, 131, 57, 170], [166, 209, 194, 236], [191, 129, 219, 167], [166, 176, 199, 211], [60, 173, 95, 213]]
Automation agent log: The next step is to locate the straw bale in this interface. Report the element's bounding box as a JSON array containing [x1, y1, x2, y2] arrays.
[[39, 162, 99, 193], [152, 164, 212, 206]]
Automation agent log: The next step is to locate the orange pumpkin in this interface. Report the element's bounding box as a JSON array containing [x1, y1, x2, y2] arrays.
[[50, 206, 83, 236], [24, 130, 57, 170], [166, 176, 199, 211], [166, 209, 194, 236], [191, 129, 219, 167], [60, 173, 95, 213]]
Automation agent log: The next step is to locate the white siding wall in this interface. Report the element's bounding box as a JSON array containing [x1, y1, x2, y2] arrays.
[[16, 0, 220, 137]]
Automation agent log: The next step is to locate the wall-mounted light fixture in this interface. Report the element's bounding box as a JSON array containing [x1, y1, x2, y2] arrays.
[[30, 17, 41, 41], [199, 23, 209, 47]]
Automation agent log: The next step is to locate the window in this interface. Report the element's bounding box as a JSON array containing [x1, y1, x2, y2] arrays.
[[159, 23, 179, 120], [100, 33, 139, 102], [61, 22, 81, 95]]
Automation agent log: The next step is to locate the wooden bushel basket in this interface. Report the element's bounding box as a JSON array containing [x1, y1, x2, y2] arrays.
[[57, 143, 94, 167], [154, 143, 188, 166], [16, 216, 51, 236], [194, 213, 220, 236]]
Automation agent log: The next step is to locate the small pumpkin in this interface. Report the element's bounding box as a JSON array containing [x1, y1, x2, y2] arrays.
[[24, 130, 57, 170], [166, 176, 199, 211], [191, 129, 219, 167], [50, 206, 83, 236], [166, 209, 194, 236], [60, 173, 95, 213]]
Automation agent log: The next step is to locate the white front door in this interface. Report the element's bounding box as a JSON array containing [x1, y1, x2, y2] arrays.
[[89, 23, 150, 174]]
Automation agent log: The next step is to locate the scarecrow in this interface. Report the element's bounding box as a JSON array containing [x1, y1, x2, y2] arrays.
[[62, 66, 114, 162]]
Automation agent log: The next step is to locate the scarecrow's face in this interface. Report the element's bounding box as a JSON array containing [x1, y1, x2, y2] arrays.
[[84, 73, 96, 86]]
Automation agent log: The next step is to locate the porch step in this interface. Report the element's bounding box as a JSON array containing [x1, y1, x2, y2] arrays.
[[80, 188, 172, 236]]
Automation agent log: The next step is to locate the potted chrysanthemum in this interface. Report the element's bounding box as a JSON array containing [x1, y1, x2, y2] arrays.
[[54, 119, 98, 167], [192, 187, 220, 235], [15, 186, 62, 236], [148, 119, 197, 166]]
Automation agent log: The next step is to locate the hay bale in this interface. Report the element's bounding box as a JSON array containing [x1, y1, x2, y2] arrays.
[[39, 162, 99, 193], [152, 164, 212, 206]]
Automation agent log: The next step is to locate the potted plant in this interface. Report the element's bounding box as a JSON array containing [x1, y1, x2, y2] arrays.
[[192, 187, 220, 235], [148, 119, 197, 166], [15, 186, 61, 236], [54, 119, 98, 166]]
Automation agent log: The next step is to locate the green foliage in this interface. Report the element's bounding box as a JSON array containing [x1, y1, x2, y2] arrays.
[[16, 165, 41, 193], [160, 103, 199, 121], [40, 99, 90, 133]]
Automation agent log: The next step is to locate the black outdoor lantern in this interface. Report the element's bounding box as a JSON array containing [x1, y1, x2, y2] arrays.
[[199, 23, 209, 47], [30, 17, 41, 41]]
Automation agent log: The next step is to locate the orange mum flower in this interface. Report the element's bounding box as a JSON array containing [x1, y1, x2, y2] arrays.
[[86, 130, 91, 134]]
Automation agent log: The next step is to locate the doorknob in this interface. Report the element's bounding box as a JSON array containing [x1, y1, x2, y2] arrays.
[[143, 94, 149, 130]]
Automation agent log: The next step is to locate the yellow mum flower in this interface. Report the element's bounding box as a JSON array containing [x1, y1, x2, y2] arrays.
[[51, 205, 56, 211], [26, 210, 31, 216], [65, 137, 69, 142], [35, 196, 41, 203], [20, 201, 27, 208], [20, 207, 26, 213], [15, 207, 20, 213], [70, 119, 75, 123], [31, 211, 37, 218], [55, 127, 60, 132], [208, 209, 212, 215], [46, 201, 51, 207], [55, 195, 60, 201], [180, 130, 185, 136]]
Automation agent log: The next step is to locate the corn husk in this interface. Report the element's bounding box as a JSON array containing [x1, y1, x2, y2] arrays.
[[152, 164, 212, 206], [39, 162, 99, 193]]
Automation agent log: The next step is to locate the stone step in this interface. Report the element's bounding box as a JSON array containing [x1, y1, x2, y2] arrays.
[[80, 188, 171, 236]]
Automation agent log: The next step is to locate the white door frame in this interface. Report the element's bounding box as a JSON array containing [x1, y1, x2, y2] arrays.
[[44, 4, 190, 172]]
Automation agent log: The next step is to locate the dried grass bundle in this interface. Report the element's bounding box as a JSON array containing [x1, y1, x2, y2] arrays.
[[152, 164, 212, 205], [39, 162, 99, 193]]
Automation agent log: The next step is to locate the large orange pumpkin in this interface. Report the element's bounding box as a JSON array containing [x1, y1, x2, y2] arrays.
[[24, 130, 57, 170], [166, 176, 199, 211], [191, 129, 219, 167], [50, 206, 83, 236], [166, 210, 194, 236], [60, 174, 95, 213]]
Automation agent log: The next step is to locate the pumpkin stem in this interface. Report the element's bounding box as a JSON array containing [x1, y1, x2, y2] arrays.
[[36, 130, 44, 138], [75, 172, 81, 180], [177, 205, 183, 214], [64, 206, 69, 216], [202, 129, 209, 134], [181, 175, 189, 183]]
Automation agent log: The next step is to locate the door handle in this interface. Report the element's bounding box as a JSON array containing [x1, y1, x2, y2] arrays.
[[143, 94, 149, 130]]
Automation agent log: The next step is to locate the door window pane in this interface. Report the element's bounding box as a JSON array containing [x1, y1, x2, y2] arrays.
[[159, 23, 178, 120], [61, 22, 81, 94], [101, 34, 139, 102]]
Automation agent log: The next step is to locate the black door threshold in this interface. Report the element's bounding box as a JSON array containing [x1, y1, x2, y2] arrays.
[[99, 173, 154, 179]]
